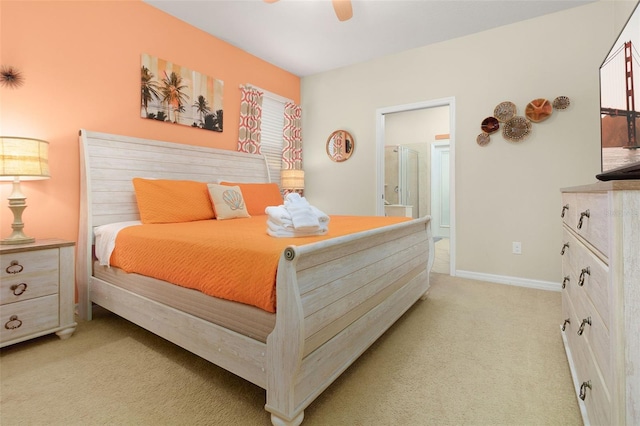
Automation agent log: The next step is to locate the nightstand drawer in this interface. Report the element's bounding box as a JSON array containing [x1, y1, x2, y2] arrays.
[[0, 295, 59, 343], [0, 249, 59, 305]]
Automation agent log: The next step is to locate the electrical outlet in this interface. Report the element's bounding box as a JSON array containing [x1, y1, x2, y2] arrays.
[[512, 242, 522, 255]]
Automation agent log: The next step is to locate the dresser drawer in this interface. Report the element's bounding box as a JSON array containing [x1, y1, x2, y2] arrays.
[[570, 282, 611, 393], [574, 192, 609, 257], [0, 294, 59, 343], [0, 249, 59, 305], [562, 293, 611, 426], [561, 229, 610, 329]]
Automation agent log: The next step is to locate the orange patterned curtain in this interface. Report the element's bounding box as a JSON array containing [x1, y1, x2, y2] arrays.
[[282, 102, 302, 170], [237, 86, 263, 154]]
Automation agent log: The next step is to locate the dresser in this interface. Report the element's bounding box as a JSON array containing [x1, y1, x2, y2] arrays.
[[0, 239, 77, 347], [560, 181, 640, 425]]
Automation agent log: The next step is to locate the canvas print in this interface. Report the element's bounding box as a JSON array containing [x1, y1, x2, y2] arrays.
[[141, 54, 223, 132]]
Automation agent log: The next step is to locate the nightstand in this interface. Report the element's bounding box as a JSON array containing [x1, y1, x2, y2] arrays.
[[1, 239, 77, 347]]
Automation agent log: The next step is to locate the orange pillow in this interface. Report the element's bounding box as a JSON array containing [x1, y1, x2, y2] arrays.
[[219, 182, 283, 215], [132, 178, 215, 224]]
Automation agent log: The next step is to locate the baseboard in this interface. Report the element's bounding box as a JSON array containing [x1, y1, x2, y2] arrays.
[[455, 270, 561, 292]]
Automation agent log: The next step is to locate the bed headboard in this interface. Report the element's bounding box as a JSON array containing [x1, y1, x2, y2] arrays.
[[79, 129, 270, 227], [77, 129, 270, 318]]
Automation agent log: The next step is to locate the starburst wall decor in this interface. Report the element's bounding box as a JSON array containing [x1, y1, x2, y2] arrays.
[[0, 66, 25, 89]]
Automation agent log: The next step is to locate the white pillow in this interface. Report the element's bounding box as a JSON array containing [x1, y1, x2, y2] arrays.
[[207, 184, 250, 219]]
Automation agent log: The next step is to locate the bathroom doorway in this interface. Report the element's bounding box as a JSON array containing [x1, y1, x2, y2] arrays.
[[375, 97, 456, 276], [384, 145, 420, 218]]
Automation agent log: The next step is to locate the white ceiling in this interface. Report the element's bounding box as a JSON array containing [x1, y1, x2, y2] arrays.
[[144, 0, 596, 77]]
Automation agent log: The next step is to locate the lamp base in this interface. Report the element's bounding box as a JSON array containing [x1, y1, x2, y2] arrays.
[[2, 177, 36, 245], [1, 234, 35, 245]]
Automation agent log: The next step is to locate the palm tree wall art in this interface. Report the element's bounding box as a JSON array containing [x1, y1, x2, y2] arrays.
[[140, 53, 223, 132]]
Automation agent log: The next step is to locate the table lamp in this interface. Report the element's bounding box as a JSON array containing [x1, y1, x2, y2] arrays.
[[281, 169, 304, 193], [0, 137, 50, 245]]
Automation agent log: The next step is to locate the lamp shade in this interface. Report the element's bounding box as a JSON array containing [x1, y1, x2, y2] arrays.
[[281, 169, 304, 190], [0, 137, 50, 180]]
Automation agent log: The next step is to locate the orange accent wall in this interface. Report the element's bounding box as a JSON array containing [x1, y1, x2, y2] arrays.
[[0, 0, 300, 243]]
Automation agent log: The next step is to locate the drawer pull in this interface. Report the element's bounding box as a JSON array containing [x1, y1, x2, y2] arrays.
[[577, 209, 590, 229], [562, 318, 570, 331], [560, 243, 569, 255], [579, 381, 592, 401], [4, 315, 23, 330], [561, 204, 569, 218], [578, 267, 590, 286], [577, 317, 592, 336], [5, 260, 24, 274], [562, 276, 570, 289], [10, 282, 28, 296]]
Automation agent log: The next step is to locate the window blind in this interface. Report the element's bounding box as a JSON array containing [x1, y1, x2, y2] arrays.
[[260, 96, 286, 186]]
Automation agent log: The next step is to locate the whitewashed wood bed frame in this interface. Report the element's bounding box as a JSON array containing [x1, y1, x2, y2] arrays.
[[77, 129, 434, 425]]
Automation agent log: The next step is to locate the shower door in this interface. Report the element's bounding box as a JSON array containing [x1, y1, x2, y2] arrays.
[[384, 146, 419, 218]]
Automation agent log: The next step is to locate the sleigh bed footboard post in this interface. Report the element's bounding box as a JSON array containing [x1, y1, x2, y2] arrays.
[[266, 247, 306, 426]]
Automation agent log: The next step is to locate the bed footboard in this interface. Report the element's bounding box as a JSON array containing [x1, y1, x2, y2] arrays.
[[266, 216, 432, 425]]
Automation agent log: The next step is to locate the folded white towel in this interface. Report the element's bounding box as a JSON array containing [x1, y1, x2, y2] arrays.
[[266, 219, 328, 238], [284, 193, 320, 230], [266, 204, 329, 225], [264, 205, 294, 228], [284, 192, 305, 205], [265, 194, 330, 236], [310, 205, 330, 224]]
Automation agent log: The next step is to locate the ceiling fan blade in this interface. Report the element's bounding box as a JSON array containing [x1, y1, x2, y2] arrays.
[[332, 0, 353, 21]]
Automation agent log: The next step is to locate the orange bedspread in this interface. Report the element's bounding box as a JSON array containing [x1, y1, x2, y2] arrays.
[[109, 215, 410, 312]]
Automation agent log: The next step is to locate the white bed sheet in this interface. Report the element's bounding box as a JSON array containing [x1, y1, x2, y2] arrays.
[[94, 221, 142, 266]]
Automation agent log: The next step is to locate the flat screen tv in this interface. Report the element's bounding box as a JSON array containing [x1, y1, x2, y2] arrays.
[[597, 0, 640, 181]]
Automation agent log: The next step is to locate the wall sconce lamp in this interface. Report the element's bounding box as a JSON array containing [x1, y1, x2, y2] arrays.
[[0, 137, 50, 245], [281, 169, 305, 191]]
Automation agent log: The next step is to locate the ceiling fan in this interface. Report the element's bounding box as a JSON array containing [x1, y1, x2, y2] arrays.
[[264, 0, 353, 22]]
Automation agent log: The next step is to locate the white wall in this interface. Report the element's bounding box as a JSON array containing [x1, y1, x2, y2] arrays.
[[300, 0, 637, 285]]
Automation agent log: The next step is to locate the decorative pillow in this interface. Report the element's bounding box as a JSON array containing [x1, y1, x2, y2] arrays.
[[219, 182, 283, 215], [132, 178, 215, 224], [207, 184, 250, 219]]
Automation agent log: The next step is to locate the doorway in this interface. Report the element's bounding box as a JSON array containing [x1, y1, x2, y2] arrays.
[[375, 97, 456, 276], [431, 142, 450, 238]]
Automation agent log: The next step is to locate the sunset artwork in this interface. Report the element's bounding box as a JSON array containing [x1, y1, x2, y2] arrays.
[[599, 7, 640, 172], [141, 54, 224, 132]]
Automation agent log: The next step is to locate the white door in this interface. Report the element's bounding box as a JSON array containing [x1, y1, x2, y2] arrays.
[[431, 142, 450, 238]]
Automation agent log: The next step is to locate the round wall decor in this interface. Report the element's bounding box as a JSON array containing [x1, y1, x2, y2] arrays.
[[502, 116, 532, 142], [326, 130, 355, 162], [494, 101, 517, 122], [525, 98, 552, 122]]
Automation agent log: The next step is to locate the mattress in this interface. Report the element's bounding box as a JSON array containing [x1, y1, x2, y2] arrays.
[[93, 261, 276, 342], [106, 215, 410, 313]]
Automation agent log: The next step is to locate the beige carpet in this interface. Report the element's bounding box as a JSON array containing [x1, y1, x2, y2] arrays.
[[432, 238, 450, 274], [0, 274, 581, 425]]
